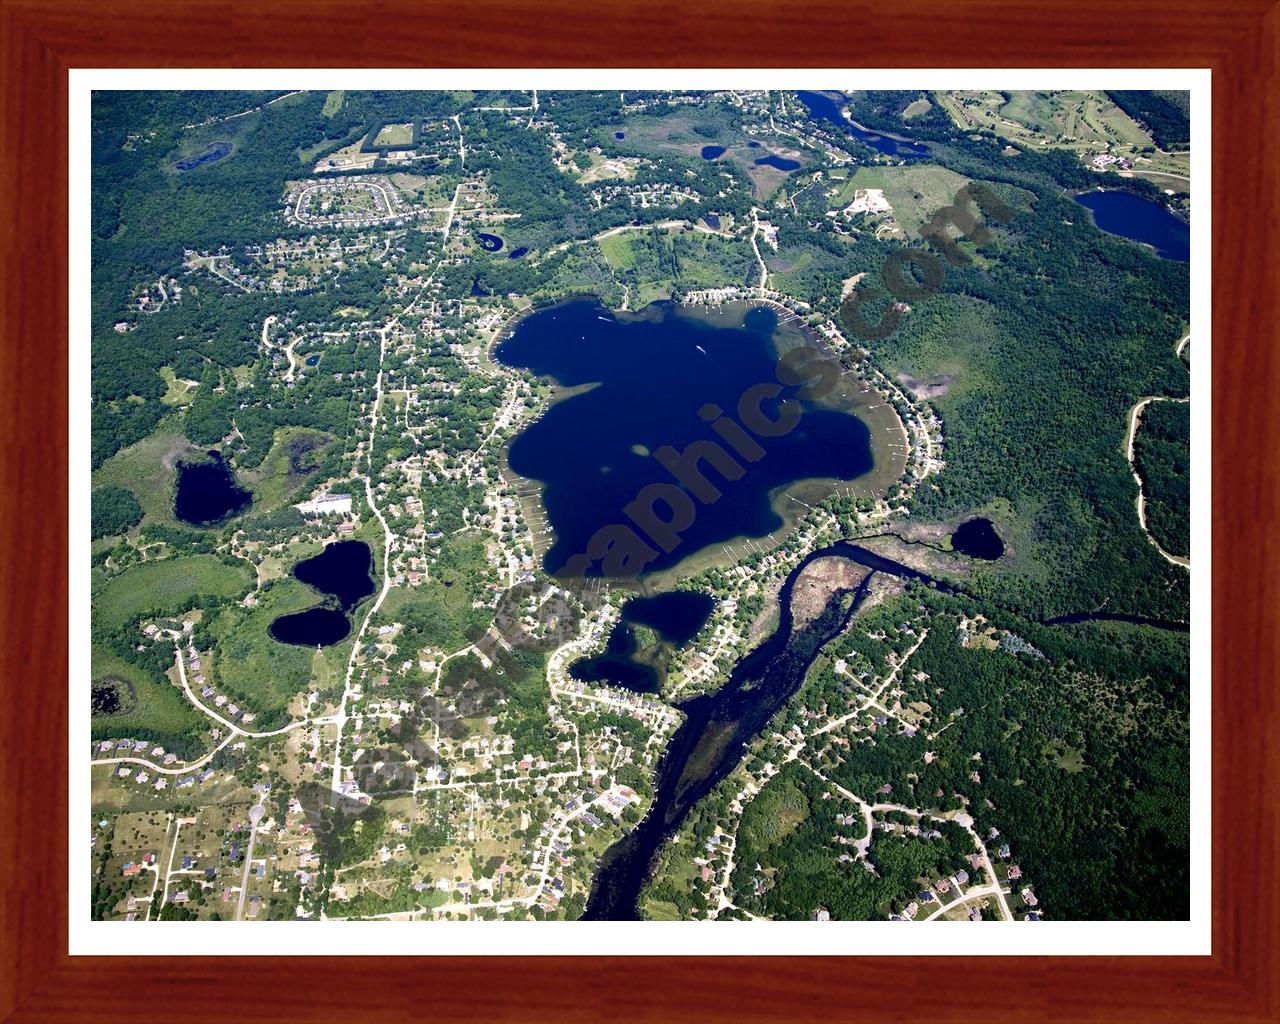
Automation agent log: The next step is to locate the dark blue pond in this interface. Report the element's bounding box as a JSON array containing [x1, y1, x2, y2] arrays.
[[477, 232, 505, 252], [614, 131, 626, 140], [950, 517, 1004, 560], [796, 91, 931, 159], [305, 354, 320, 367], [293, 540, 375, 611], [269, 607, 351, 647], [747, 140, 761, 149], [174, 451, 252, 525], [1074, 190, 1190, 261], [507, 246, 529, 260], [702, 213, 721, 230], [700, 145, 727, 160], [571, 591, 715, 692], [570, 626, 656, 691], [176, 141, 232, 172], [269, 540, 375, 647], [755, 154, 801, 171], [494, 299, 877, 579], [625, 591, 715, 645]]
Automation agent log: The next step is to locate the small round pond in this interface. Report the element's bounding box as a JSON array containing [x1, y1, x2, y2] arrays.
[[174, 451, 252, 526], [754, 154, 801, 170], [950, 518, 1005, 560]]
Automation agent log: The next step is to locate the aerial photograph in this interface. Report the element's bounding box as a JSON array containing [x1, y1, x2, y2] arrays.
[[88, 86, 1192, 925]]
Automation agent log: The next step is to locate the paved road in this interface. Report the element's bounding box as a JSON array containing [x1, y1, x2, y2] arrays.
[[235, 800, 266, 921]]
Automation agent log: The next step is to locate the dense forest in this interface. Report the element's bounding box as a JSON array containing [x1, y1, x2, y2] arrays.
[[1132, 400, 1191, 558], [828, 123, 1190, 620], [647, 586, 1190, 921], [1106, 91, 1192, 150]]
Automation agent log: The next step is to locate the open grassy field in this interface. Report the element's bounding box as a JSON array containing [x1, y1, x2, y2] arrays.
[[902, 98, 933, 119], [607, 105, 807, 198], [159, 366, 198, 406], [91, 646, 208, 747], [938, 90, 1153, 151], [598, 233, 637, 271], [373, 122, 415, 147], [240, 426, 336, 513], [296, 136, 343, 166], [207, 575, 337, 717], [322, 90, 345, 117], [388, 172, 453, 205], [936, 90, 1189, 183], [94, 555, 254, 631], [608, 107, 735, 158], [831, 164, 975, 235], [1119, 164, 1192, 197], [92, 423, 196, 525], [642, 899, 683, 920]]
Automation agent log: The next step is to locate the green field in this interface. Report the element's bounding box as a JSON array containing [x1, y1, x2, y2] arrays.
[[642, 899, 683, 921], [241, 426, 336, 513], [91, 425, 195, 526], [159, 366, 198, 407], [938, 90, 1154, 153], [598, 233, 637, 271], [94, 555, 254, 631], [936, 90, 1189, 183], [207, 575, 339, 717], [91, 647, 208, 751], [832, 164, 976, 235], [322, 90, 345, 117], [373, 122, 415, 147]]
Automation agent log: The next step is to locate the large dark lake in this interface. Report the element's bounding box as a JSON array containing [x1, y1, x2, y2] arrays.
[[1074, 189, 1190, 261], [174, 451, 252, 526], [494, 299, 877, 579], [269, 540, 375, 647]]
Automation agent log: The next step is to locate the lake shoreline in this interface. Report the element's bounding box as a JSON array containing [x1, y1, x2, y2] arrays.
[[490, 295, 909, 585]]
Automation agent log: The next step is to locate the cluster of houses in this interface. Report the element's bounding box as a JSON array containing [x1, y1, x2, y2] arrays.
[[589, 183, 702, 210], [1089, 152, 1134, 171]]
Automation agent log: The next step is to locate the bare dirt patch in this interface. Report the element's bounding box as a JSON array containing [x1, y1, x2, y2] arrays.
[[897, 372, 954, 400], [841, 271, 867, 299]]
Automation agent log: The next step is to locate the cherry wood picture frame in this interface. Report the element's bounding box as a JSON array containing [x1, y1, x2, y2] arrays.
[[2, 1, 1277, 1020]]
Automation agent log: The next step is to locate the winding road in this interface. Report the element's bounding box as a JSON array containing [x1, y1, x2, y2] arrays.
[[1124, 330, 1192, 570]]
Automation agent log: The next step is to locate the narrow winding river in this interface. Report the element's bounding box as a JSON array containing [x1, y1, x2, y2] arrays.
[[582, 542, 1186, 918]]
